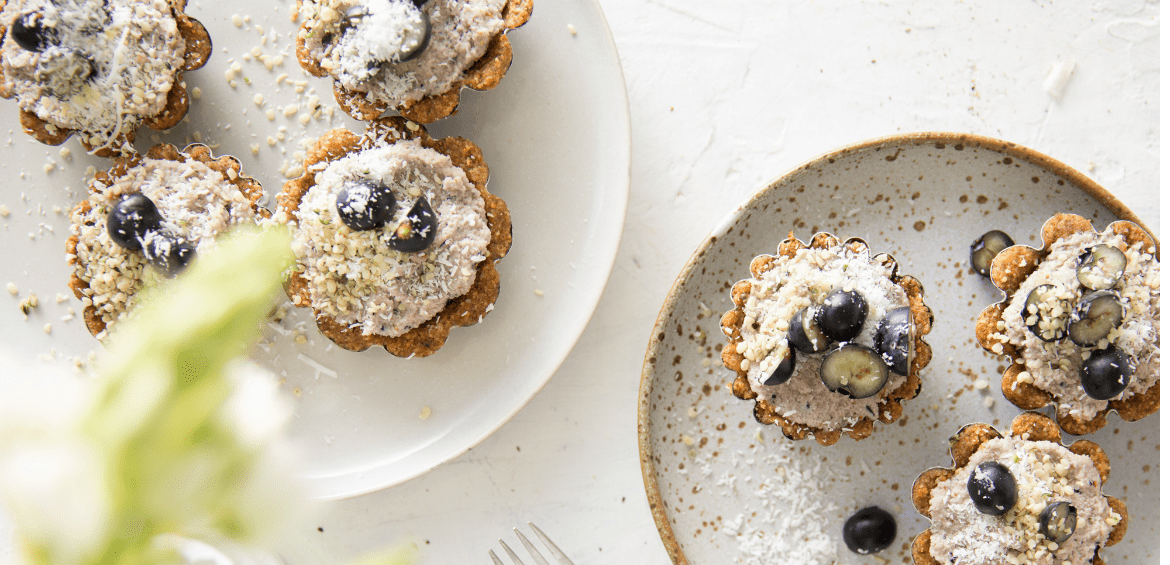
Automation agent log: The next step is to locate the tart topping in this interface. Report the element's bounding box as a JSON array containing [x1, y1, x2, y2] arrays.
[[1079, 345, 1133, 400], [108, 194, 164, 251], [819, 343, 889, 399], [1038, 501, 1077, 543], [761, 344, 796, 386], [385, 195, 438, 253], [11, 11, 50, 52], [815, 288, 868, 342], [967, 461, 1017, 516], [787, 306, 829, 354], [145, 237, 195, 277], [1076, 244, 1127, 290], [970, 229, 1014, 277], [336, 180, 397, 231], [843, 506, 897, 555], [1066, 290, 1125, 347], [1022, 283, 1071, 342], [874, 306, 914, 375]]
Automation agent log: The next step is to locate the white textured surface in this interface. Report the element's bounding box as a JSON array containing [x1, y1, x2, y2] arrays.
[[280, 1, 1158, 564], [0, 0, 1159, 563]]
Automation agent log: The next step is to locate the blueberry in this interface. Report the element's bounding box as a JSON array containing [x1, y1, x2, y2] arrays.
[[967, 461, 1017, 515], [394, 13, 430, 63], [107, 194, 164, 251], [1080, 345, 1133, 400], [1022, 284, 1070, 342], [843, 506, 896, 555], [1076, 244, 1127, 291], [815, 288, 868, 342], [145, 237, 196, 277], [760, 344, 795, 386], [11, 12, 49, 52], [874, 306, 915, 375], [819, 343, 889, 399], [336, 180, 396, 231], [1038, 502, 1077, 543], [1067, 290, 1125, 347], [970, 230, 1013, 277], [386, 196, 438, 252], [411, 0, 428, 7], [787, 306, 829, 354]]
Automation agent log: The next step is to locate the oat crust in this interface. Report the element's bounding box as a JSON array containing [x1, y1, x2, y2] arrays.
[[975, 213, 1160, 435], [719, 232, 934, 445], [0, 0, 211, 157], [910, 412, 1127, 565], [295, 0, 532, 124], [66, 143, 268, 338], [277, 116, 512, 357]]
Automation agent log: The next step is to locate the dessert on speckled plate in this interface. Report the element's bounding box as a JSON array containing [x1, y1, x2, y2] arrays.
[[295, 0, 531, 124], [66, 144, 267, 339], [277, 116, 511, 357], [976, 213, 1160, 435], [912, 412, 1127, 565], [719, 232, 933, 445], [0, 0, 210, 156]]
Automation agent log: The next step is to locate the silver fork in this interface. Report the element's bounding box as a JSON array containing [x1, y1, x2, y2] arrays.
[[488, 522, 574, 565]]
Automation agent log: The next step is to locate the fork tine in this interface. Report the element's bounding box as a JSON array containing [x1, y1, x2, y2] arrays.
[[527, 523, 574, 565], [488, 549, 505, 565], [499, 540, 526, 565], [513, 528, 550, 565]]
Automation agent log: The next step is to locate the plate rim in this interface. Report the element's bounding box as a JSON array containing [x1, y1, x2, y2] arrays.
[[306, 0, 633, 500], [635, 131, 1149, 563]]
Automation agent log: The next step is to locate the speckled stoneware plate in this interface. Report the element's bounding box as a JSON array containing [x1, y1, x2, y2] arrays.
[[638, 132, 1158, 565]]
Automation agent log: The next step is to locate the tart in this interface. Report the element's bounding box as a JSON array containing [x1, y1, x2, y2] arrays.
[[295, 0, 532, 124], [911, 412, 1128, 565], [66, 144, 267, 339], [976, 213, 1160, 435], [0, 0, 210, 156], [277, 116, 511, 357], [719, 233, 933, 445]]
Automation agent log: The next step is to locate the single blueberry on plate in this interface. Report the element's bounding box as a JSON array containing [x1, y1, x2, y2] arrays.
[[970, 229, 1013, 277], [1080, 345, 1133, 400], [843, 506, 896, 554]]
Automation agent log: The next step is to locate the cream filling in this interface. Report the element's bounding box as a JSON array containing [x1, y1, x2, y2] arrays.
[[990, 228, 1160, 420], [928, 437, 1121, 565], [733, 241, 911, 431], [289, 138, 490, 337]]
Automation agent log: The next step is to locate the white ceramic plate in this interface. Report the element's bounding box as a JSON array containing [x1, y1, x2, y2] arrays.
[[0, 0, 629, 500], [638, 133, 1157, 564]]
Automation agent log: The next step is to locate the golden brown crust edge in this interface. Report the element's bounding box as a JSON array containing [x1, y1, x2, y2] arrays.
[[66, 144, 268, 339], [277, 116, 512, 358], [974, 213, 1161, 435], [909, 412, 1127, 565], [0, 0, 210, 156], [296, 0, 533, 124], [719, 233, 933, 446]]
